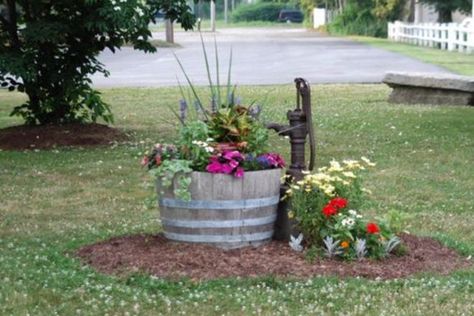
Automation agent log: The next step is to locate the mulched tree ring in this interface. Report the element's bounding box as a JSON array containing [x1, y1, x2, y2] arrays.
[[0, 123, 128, 150], [76, 233, 471, 281]]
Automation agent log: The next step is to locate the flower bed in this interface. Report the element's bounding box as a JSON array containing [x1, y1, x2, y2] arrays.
[[285, 158, 404, 260]]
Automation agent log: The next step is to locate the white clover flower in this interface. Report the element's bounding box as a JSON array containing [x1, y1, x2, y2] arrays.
[[343, 159, 359, 165], [342, 218, 355, 228], [348, 209, 358, 216]]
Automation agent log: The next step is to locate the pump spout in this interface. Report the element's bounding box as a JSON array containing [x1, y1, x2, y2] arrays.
[[266, 123, 291, 136]]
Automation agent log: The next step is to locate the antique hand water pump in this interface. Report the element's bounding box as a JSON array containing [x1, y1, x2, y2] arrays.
[[268, 78, 316, 180], [267, 78, 316, 239]]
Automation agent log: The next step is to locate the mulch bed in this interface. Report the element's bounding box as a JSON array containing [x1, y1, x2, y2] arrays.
[[0, 123, 128, 150], [76, 233, 471, 281]]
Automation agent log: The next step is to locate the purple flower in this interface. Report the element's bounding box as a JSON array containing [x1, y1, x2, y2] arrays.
[[179, 99, 187, 121]]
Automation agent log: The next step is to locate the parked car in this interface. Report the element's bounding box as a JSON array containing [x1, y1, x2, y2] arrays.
[[277, 9, 303, 23], [153, 10, 166, 23]]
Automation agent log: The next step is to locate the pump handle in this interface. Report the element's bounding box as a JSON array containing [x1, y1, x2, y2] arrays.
[[294, 78, 315, 171]]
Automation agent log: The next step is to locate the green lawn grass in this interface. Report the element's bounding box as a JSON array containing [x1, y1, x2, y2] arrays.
[[351, 36, 474, 76], [1, 85, 473, 315]]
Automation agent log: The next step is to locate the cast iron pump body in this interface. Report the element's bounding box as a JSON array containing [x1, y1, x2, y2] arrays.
[[267, 78, 316, 240], [267, 78, 316, 181]]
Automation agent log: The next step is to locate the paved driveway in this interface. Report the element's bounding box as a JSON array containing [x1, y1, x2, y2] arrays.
[[92, 28, 451, 87]]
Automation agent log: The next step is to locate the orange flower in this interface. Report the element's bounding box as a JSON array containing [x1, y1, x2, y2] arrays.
[[341, 241, 350, 249]]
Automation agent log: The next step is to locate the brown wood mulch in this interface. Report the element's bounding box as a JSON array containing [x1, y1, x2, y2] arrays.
[[0, 123, 128, 150], [76, 233, 471, 281]]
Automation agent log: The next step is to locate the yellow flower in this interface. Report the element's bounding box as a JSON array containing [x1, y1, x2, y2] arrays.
[[288, 211, 295, 219], [342, 171, 356, 179], [341, 241, 350, 248], [342, 159, 364, 170], [361, 156, 376, 167], [328, 160, 343, 172]]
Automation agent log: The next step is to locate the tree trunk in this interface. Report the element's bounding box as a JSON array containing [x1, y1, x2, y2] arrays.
[[437, 7, 452, 23], [407, 0, 415, 23]]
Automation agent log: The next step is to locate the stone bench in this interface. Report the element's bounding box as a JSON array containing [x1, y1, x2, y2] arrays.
[[382, 72, 474, 106]]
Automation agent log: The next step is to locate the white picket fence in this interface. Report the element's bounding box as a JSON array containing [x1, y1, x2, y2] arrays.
[[388, 21, 474, 53]]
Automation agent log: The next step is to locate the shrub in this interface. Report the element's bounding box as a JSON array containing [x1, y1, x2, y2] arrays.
[[231, 3, 289, 22], [328, 4, 388, 38], [0, 1, 195, 125]]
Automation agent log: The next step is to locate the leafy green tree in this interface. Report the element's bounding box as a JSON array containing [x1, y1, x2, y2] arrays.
[[419, 0, 471, 23], [0, 0, 195, 125]]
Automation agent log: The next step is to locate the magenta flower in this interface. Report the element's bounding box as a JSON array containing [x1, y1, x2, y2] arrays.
[[223, 150, 243, 160], [257, 153, 285, 168], [206, 150, 245, 177], [206, 160, 223, 173], [235, 167, 244, 178]]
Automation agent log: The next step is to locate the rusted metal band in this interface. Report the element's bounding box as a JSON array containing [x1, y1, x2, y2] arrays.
[[161, 214, 277, 228], [159, 195, 280, 210], [163, 231, 274, 243]]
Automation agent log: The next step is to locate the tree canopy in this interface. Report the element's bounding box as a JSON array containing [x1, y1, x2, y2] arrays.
[[419, 0, 471, 23], [0, 0, 195, 125]]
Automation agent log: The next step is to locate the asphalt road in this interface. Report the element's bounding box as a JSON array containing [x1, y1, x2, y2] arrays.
[[92, 28, 451, 87]]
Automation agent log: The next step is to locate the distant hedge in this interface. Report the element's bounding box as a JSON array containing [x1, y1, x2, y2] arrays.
[[231, 3, 288, 22]]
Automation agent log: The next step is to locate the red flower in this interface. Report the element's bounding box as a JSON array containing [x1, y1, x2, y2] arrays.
[[141, 156, 149, 166], [329, 197, 348, 209], [155, 155, 162, 166], [366, 222, 380, 234], [323, 205, 338, 217]]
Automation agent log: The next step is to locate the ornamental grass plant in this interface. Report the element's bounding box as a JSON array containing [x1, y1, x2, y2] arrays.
[[142, 35, 285, 200]]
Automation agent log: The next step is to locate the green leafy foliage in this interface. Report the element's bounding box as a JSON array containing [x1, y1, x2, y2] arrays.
[[326, 0, 405, 38], [231, 3, 290, 22], [0, 0, 195, 125], [287, 158, 401, 260], [151, 159, 193, 201], [207, 106, 269, 154], [178, 121, 213, 170], [419, 0, 471, 22]]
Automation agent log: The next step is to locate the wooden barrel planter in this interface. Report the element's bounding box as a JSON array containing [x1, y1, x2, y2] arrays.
[[158, 169, 282, 249]]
